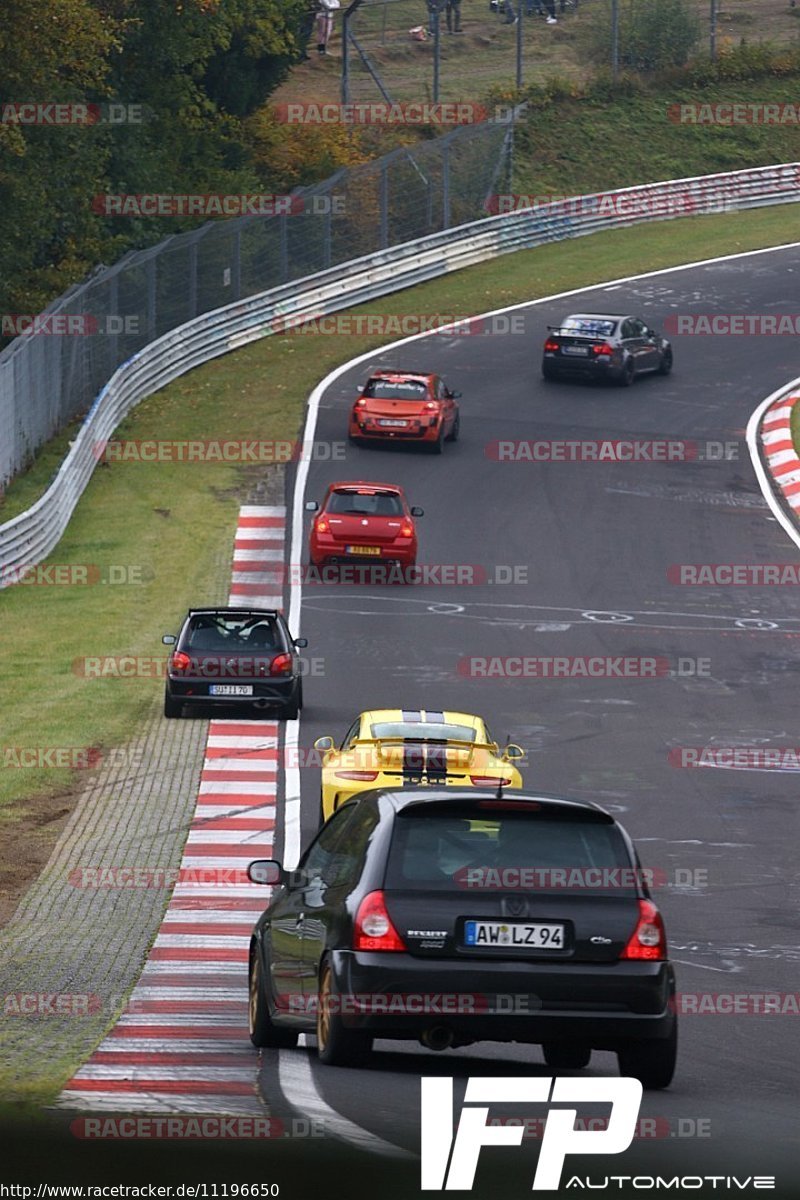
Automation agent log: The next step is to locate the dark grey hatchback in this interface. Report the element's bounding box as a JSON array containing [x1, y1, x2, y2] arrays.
[[162, 607, 307, 720], [247, 789, 677, 1088], [542, 312, 673, 385]]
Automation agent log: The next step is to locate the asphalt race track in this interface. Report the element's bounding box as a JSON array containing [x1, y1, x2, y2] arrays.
[[257, 246, 800, 1186]]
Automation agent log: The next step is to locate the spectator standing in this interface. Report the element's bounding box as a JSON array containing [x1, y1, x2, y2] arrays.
[[446, 0, 463, 33], [316, 0, 340, 55]]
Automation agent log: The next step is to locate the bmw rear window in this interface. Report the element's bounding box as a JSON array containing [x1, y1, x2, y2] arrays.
[[561, 317, 617, 337], [363, 378, 428, 400], [384, 809, 636, 893]]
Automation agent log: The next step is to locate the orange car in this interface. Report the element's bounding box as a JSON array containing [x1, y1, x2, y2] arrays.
[[349, 370, 461, 453]]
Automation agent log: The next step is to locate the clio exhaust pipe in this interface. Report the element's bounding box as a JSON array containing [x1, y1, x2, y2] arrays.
[[420, 1026, 454, 1052]]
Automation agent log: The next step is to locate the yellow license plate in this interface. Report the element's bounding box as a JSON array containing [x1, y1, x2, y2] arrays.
[[346, 545, 381, 556]]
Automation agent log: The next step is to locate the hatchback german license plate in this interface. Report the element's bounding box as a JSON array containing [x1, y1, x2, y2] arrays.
[[346, 545, 381, 555], [464, 920, 564, 949], [378, 419, 408, 427], [563, 345, 589, 356], [209, 684, 253, 696]]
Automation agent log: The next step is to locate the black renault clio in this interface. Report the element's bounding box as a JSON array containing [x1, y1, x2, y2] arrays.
[[247, 789, 677, 1088]]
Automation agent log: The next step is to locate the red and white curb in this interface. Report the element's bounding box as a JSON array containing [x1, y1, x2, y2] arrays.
[[58, 505, 285, 1116], [760, 394, 800, 510]]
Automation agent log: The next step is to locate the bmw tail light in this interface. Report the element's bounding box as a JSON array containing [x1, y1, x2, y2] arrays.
[[544, 338, 559, 352], [353, 891, 407, 951], [592, 342, 615, 356], [270, 653, 293, 676], [620, 899, 667, 961], [334, 770, 379, 781], [170, 651, 192, 673]]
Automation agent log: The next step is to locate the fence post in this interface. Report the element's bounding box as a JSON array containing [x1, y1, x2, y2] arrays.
[[516, 0, 523, 91], [188, 238, 198, 321], [380, 161, 389, 248], [232, 225, 242, 301], [433, 3, 441, 103], [146, 254, 157, 341], [611, 0, 619, 79], [279, 213, 289, 283], [710, 0, 717, 61], [442, 139, 451, 229]]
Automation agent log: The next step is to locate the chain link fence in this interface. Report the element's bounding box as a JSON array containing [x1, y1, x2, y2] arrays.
[[0, 115, 512, 491]]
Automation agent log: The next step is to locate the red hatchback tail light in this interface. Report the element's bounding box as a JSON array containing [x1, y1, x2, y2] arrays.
[[620, 899, 667, 961], [353, 891, 407, 952], [399, 523, 414, 538], [270, 653, 293, 676], [170, 651, 192, 673]]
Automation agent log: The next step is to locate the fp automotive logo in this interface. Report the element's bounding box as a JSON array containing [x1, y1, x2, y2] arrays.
[[421, 1077, 643, 1191]]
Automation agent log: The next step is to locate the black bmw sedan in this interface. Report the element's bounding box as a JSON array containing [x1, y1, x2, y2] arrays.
[[541, 313, 673, 385], [247, 789, 677, 1088]]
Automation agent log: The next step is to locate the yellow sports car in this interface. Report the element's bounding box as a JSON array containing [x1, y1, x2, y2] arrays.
[[314, 708, 525, 823]]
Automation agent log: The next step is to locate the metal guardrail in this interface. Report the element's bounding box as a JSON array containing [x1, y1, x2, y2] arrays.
[[1, 161, 798, 582]]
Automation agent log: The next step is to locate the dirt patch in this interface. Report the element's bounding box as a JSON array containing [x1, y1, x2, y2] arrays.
[[0, 792, 78, 929]]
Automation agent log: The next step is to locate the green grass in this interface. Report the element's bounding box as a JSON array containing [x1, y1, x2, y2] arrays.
[[0, 204, 797, 821], [512, 76, 800, 197]]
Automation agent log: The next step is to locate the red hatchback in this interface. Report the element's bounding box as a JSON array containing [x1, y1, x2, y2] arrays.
[[306, 482, 423, 569], [349, 371, 461, 453]]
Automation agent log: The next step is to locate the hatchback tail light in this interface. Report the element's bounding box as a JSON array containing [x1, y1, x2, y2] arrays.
[[270, 653, 293, 676], [315, 518, 329, 533], [425, 401, 438, 410], [399, 523, 414, 537], [356, 397, 367, 407], [334, 770, 379, 781], [470, 774, 512, 786], [170, 651, 192, 673], [544, 338, 559, 352], [619, 899, 667, 961], [353, 891, 407, 952], [592, 342, 615, 356]]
